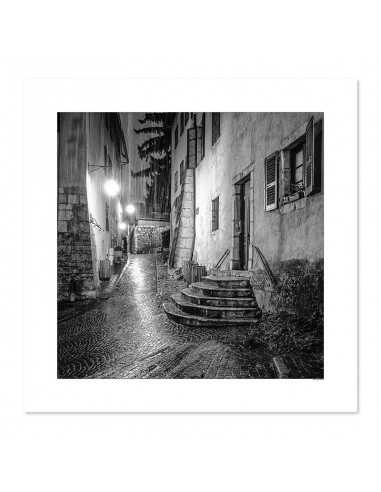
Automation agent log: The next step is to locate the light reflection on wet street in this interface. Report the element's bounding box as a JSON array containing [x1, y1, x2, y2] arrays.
[[58, 254, 275, 379]]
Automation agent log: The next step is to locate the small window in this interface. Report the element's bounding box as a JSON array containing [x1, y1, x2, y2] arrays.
[[180, 113, 184, 136], [175, 126, 179, 148], [212, 196, 220, 231], [180, 160, 184, 184], [185, 113, 189, 125], [174, 171, 178, 193], [212, 113, 220, 145], [105, 203, 110, 232]]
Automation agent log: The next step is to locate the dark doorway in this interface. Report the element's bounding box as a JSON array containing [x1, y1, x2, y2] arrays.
[[239, 179, 250, 270]]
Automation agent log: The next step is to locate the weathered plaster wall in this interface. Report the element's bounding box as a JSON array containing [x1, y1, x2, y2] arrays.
[[86, 113, 123, 267], [178, 112, 324, 318], [250, 112, 324, 266], [193, 113, 253, 269], [58, 113, 87, 188], [58, 113, 126, 301]]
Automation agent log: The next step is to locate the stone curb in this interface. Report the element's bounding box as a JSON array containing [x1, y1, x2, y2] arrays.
[[272, 356, 291, 379], [99, 258, 131, 300]]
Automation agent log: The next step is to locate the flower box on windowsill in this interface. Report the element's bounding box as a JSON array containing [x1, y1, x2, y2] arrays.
[[282, 190, 305, 205]]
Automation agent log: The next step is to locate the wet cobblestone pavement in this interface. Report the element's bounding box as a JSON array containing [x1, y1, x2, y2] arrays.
[[58, 254, 278, 379]]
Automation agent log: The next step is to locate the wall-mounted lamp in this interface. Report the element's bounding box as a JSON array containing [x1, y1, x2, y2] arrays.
[[104, 179, 120, 197], [119, 222, 127, 230], [126, 204, 135, 214]]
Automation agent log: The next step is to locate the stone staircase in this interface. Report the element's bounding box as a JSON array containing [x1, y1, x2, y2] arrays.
[[163, 275, 262, 327]]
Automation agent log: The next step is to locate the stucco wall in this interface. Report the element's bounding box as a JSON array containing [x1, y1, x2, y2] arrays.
[[190, 112, 323, 269], [170, 112, 324, 318], [58, 113, 126, 301], [86, 113, 123, 267]]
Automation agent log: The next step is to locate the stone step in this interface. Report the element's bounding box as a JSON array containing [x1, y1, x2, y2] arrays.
[[163, 301, 259, 328], [171, 293, 261, 319], [181, 288, 257, 308], [190, 281, 253, 298], [201, 275, 251, 289]]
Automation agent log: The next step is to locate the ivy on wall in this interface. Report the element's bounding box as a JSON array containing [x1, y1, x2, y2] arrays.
[[272, 259, 324, 320]]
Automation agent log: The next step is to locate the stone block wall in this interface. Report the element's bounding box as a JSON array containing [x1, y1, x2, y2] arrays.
[[132, 226, 170, 254], [173, 169, 194, 268], [57, 186, 97, 301]]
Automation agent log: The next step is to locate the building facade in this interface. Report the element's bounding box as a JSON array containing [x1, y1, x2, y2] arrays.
[[57, 112, 129, 301], [170, 112, 324, 318]]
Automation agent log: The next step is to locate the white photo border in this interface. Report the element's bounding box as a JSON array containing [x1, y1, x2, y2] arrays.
[[23, 79, 357, 412]]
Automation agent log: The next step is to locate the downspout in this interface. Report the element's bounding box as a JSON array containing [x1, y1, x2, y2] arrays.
[[189, 114, 197, 262], [189, 167, 196, 261]]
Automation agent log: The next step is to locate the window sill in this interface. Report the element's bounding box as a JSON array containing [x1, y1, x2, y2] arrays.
[[279, 192, 323, 215], [211, 135, 221, 147], [282, 191, 305, 205]]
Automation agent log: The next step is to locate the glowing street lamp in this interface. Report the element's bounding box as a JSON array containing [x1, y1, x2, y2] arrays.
[[104, 179, 120, 197], [126, 204, 135, 215], [119, 222, 127, 231]]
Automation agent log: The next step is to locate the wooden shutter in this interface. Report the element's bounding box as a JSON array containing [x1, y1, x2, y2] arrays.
[[187, 127, 197, 168], [265, 152, 279, 211], [305, 116, 315, 196], [212, 113, 220, 145], [196, 126, 202, 166]]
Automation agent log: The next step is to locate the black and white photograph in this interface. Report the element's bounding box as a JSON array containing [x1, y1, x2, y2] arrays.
[[57, 112, 324, 379]]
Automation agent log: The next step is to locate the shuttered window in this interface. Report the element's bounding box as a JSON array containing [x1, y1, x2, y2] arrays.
[[187, 127, 197, 169], [196, 113, 205, 166], [265, 152, 279, 211], [212, 113, 220, 145], [201, 113, 205, 158], [212, 196, 219, 231], [305, 116, 315, 196]]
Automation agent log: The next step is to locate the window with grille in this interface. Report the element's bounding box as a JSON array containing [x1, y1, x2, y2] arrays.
[[212, 113, 220, 145], [175, 126, 178, 148], [212, 196, 219, 231], [174, 171, 178, 193]]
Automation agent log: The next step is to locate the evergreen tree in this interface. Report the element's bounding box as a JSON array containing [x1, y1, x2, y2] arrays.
[[132, 113, 173, 215]]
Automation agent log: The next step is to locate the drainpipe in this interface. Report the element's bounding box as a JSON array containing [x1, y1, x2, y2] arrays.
[[189, 167, 196, 262], [189, 114, 197, 262]]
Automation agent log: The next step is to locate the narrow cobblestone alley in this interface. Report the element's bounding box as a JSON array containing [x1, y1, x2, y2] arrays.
[[58, 254, 277, 378]]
